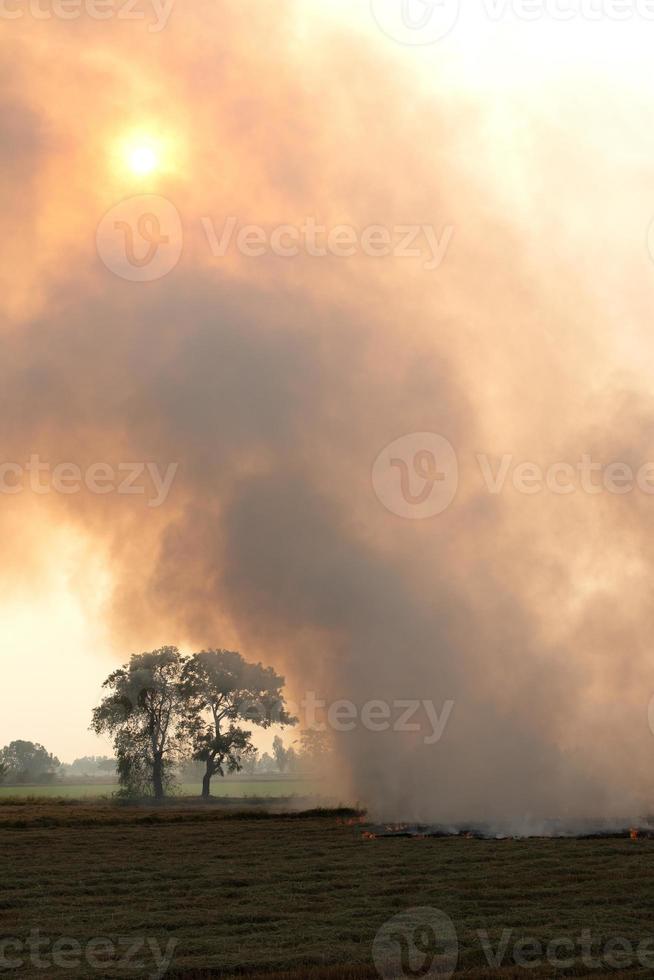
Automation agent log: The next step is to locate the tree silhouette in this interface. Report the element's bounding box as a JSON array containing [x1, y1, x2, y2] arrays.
[[179, 650, 296, 799], [92, 647, 184, 801]]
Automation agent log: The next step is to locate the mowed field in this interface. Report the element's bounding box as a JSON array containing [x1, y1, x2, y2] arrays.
[[0, 779, 321, 800], [3, 801, 654, 979]]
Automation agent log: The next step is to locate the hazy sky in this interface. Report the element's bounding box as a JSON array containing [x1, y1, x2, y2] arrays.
[[3, 2, 654, 826]]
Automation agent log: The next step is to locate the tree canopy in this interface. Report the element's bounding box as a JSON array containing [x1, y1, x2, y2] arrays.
[[91, 646, 184, 800], [0, 740, 61, 784], [179, 649, 296, 798], [91, 646, 296, 800]]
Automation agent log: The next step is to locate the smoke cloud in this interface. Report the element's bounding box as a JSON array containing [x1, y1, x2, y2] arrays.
[[3, 1, 654, 828]]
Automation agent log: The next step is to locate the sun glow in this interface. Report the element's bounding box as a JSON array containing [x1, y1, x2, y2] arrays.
[[113, 131, 171, 180], [127, 143, 159, 176]]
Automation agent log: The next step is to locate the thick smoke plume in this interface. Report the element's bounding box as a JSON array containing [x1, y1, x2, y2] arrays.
[[3, 1, 654, 829]]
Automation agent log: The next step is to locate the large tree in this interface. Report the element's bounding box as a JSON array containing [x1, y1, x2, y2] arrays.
[[91, 647, 184, 801], [0, 741, 60, 784], [180, 649, 296, 799]]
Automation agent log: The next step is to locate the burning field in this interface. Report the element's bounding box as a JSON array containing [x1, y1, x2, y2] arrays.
[[3, 800, 654, 978], [355, 820, 654, 842]]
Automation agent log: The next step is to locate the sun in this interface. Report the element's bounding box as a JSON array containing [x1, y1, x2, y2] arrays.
[[128, 144, 159, 176], [113, 132, 167, 179], [111, 127, 184, 184]]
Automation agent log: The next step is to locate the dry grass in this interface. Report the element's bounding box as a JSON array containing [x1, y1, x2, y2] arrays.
[[2, 802, 654, 978], [0, 798, 357, 828], [171, 969, 652, 980]]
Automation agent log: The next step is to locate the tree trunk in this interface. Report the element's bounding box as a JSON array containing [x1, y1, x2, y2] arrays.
[[202, 767, 212, 800], [153, 755, 164, 802]]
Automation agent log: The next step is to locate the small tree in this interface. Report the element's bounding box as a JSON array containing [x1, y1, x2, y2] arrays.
[[65, 756, 117, 778], [91, 647, 184, 801], [273, 735, 290, 773], [241, 746, 258, 776], [97, 756, 118, 774], [296, 728, 332, 773], [180, 650, 296, 799], [0, 741, 60, 784], [257, 751, 276, 774]]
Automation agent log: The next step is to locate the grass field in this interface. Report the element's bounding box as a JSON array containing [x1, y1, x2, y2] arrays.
[[0, 779, 321, 800], [2, 801, 654, 978]]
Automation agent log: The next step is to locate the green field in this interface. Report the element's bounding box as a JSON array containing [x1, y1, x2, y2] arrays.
[[2, 800, 653, 978], [0, 779, 321, 800]]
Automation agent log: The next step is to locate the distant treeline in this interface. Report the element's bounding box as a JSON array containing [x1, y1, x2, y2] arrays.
[[1, 647, 330, 799], [0, 739, 326, 787]]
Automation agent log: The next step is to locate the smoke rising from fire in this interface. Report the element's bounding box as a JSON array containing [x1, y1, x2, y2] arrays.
[[3, 2, 654, 826]]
